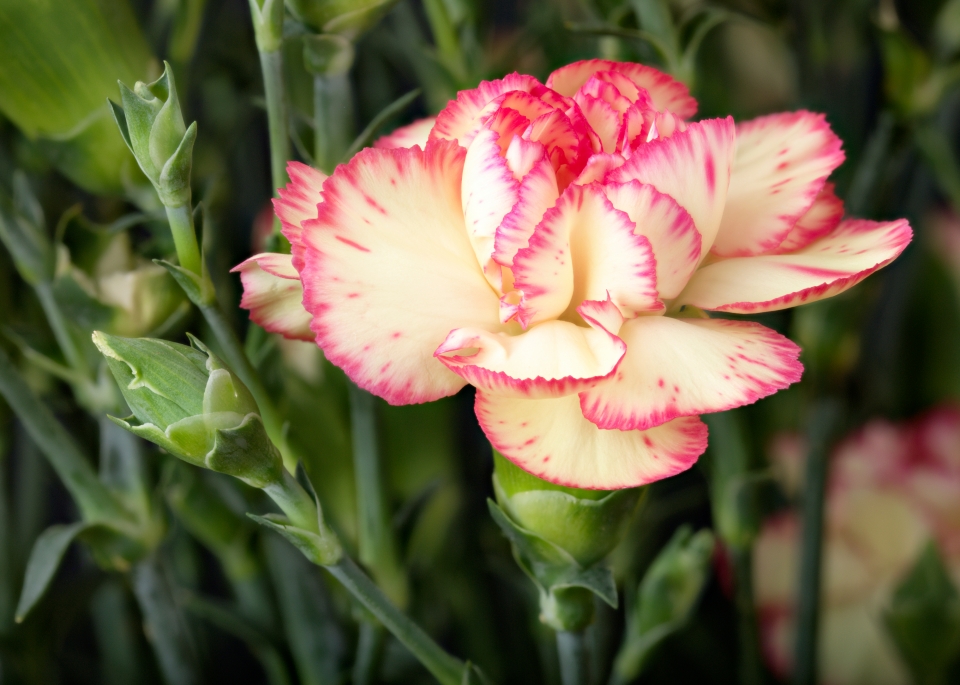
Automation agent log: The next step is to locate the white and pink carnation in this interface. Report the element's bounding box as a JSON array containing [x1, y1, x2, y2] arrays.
[[233, 59, 912, 489], [755, 408, 960, 685]]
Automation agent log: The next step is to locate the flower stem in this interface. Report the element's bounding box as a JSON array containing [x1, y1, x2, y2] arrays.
[[730, 545, 764, 685], [313, 73, 354, 174], [793, 401, 842, 685], [326, 556, 468, 685], [556, 630, 589, 685], [0, 346, 127, 524], [163, 203, 203, 277], [349, 384, 408, 607], [352, 619, 387, 685], [259, 48, 290, 198]]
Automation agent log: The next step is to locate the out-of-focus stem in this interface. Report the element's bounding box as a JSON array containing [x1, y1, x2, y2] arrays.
[[557, 630, 589, 685], [163, 203, 203, 277], [352, 620, 387, 685], [731, 546, 764, 685], [259, 48, 290, 197], [793, 401, 842, 685], [349, 384, 408, 607], [313, 73, 354, 173]]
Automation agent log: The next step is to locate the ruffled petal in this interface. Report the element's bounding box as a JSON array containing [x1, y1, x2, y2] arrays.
[[493, 142, 559, 269], [374, 117, 437, 149], [575, 94, 621, 153], [609, 118, 736, 260], [602, 181, 702, 299], [475, 391, 708, 489], [299, 140, 504, 404], [430, 73, 544, 145], [462, 129, 520, 289], [512, 184, 660, 327], [579, 317, 802, 430], [775, 182, 844, 253], [712, 111, 845, 257], [273, 161, 327, 271], [435, 298, 625, 398], [546, 59, 697, 119], [676, 218, 913, 313], [232, 253, 313, 341]]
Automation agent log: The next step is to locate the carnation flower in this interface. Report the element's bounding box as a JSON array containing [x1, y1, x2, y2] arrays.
[[755, 408, 960, 684], [234, 59, 911, 489]]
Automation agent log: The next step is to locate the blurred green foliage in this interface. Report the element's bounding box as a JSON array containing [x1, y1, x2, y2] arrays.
[[3, 0, 960, 683]]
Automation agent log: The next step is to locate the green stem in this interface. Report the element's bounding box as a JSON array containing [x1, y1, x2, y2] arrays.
[[163, 204, 203, 277], [793, 401, 841, 685], [731, 546, 764, 685], [197, 302, 288, 468], [0, 346, 127, 523], [262, 469, 321, 534], [421, 0, 467, 83], [556, 630, 589, 685], [313, 73, 355, 173], [349, 384, 408, 607], [259, 48, 290, 199], [35, 280, 87, 376], [353, 619, 387, 685], [326, 556, 468, 685], [845, 111, 895, 216]]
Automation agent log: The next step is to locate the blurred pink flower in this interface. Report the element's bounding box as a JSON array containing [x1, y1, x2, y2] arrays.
[[755, 407, 960, 684], [233, 59, 911, 489]]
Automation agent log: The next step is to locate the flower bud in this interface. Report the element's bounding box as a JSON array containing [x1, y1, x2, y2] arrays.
[[111, 62, 197, 208], [92, 332, 283, 488], [0, 0, 155, 197], [493, 452, 642, 567], [0, 172, 55, 286], [490, 452, 643, 631], [287, 0, 399, 38]]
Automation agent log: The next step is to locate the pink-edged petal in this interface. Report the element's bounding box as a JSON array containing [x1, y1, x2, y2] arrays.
[[493, 144, 559, 268], [602, 181, 702, 299], [374, 117, 437, 149], [430, 73, 544, 145], [300, 140, 504, 405], [591, 71, 654, 109], [573, 153, 625, 185], [575, 94, 621, 153], [579, 317, 802, 431], [676, 218, 913, 313], [462, 129, 520, 288], [273, 161, 327, 270], [713, 111, 845, 257], [475, 391, 708, 489], [546, 59, 697, 119], [435, 299, 625, 398], [232, 253, 313, 341], [610, 117, 736, 260], [512, 184, 660, 327], [775, 182, 844, 253]]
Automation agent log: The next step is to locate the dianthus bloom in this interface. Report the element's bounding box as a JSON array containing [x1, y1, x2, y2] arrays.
[[234, 59, 911, 489], [755, 409, 960, 685]]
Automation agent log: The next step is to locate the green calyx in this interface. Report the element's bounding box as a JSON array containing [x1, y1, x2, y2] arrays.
[[493, 452, 643, 567], [287, 0, 399, 38], [111, 62, 196, 207], [93, 332, 281, 488], [490, 452, 644, 632]]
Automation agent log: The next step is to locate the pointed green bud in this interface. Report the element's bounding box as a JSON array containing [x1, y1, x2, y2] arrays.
[[287, 0, 399, 38], [113, 63, 196, 207], [92, 332, 282, 488], [493, 452, 642, 567], [0, 172, 55, 285]]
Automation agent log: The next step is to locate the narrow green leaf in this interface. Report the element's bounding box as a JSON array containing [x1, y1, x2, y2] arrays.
[[341, 89, 422, 162], [16, 522, 91, 623]]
